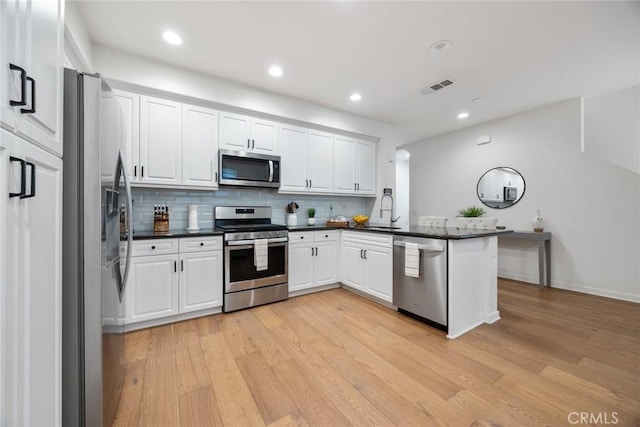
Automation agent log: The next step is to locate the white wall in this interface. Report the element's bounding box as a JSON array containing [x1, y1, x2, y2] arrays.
[[63, 1, 93, 72], [395, 151, 410, 227], [584, 84, 640, 175], [90, 45, 404, 219], [403, 98, 640, 302]]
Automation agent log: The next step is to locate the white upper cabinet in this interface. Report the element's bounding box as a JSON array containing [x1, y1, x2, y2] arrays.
[[308, 130, 333, 193], [0, 0, 64, 157], [182, 104, 219, 188], [356, 140, 376, 195], [280, 125, 333, 194], [280, 125, 308, 192], [139, 96, 182, 185], [117, 92, 219, 189], [219, 112, 279, 154], [333, 135, 357, 193], [333, 136, 376, 195], [113, 90, 140, 182]]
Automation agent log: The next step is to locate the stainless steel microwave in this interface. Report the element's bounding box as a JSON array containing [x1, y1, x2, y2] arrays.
[[219, 149, 281, 188]]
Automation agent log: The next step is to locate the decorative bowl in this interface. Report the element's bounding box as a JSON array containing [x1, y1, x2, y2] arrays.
[[352, 215, 369, 225]]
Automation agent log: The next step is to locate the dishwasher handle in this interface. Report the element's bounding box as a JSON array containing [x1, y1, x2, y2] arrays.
[[393, 241, 445, 252]]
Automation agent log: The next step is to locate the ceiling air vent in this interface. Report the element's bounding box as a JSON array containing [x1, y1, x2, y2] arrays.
[[422, 79, 454, 94]]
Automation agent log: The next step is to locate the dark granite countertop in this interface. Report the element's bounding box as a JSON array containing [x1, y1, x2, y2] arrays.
[[288, 224, 513, 240], [287, 225, 344, 232], [131, 228, 223, 240]]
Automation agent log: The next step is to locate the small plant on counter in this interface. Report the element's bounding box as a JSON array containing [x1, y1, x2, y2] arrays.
[[457, 206, 486, 217], [307, 208, 316, 218]]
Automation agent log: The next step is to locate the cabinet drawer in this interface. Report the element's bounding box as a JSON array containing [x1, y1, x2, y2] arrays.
[[342, 231, 393, 248], [179, 236, 223, 253], [314, 230, 338, 242], [289, 232, 314, 244], [131, 239, 179, 257]]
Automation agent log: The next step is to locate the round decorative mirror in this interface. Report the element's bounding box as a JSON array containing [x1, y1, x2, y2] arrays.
[[477, 167, 525, 209]]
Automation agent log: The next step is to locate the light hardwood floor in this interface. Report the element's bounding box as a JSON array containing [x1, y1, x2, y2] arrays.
[[114, 279, 640, 426]]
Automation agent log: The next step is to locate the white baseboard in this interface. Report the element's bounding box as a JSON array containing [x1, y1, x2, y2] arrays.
[[498, 270, 640, 303], [485, 311, 501, 324], [289, 283, 340, 298], [124, 306, 222, 332]]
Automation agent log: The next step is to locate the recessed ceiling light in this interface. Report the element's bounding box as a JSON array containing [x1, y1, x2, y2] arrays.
[[429, 40, 452, 54], [268, 66, 283, 77], [162, 31, 183, 46], [350, 93, 362, 102], [457, 112, 469, 119], [472, 97, 482, 103]]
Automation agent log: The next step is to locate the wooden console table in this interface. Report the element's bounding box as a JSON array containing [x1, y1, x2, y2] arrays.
[[498, 231, 551, 289]]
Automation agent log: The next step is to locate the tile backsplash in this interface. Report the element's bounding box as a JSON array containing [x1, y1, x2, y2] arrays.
[[131, 187, 375, 232]]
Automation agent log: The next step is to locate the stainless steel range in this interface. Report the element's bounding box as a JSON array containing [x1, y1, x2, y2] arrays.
[[215, 206, 289, 312]]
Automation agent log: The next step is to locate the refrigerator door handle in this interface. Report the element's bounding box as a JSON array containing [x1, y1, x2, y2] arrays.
[[118, 150, 134, 301]]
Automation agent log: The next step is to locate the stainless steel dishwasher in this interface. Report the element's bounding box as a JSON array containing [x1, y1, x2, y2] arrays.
[[393, 236, 448, 331]]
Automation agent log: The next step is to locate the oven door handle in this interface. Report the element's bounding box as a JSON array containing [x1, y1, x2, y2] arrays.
[[226, 237, 289, 246]]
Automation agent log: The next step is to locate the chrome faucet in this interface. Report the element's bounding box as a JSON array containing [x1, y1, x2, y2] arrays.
[[380, 193, 400, 228]]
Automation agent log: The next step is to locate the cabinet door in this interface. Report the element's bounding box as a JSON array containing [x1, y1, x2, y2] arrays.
[[341, 242, 364, 290], [364, 246, 393, 302], [139, 96, 182, 185], [333, 135, 356, 194], [219, 112, 251, 151], [356, 140, 376, 194], [114, 90, 140, 182], [182, 104, 218, 188], [251, 118, 278, 154], [179, 251, 223, 313], [127, 254, 179, 323], [3, 134, 62, 426], [16, 0, 64, 156], [314, 239, 337, 287], [1, 0, 63, 156], [288, 242, 314, 292], [308, 130, 333, 193], [0, 0, 20, 132], [280, 125, 308, 192]]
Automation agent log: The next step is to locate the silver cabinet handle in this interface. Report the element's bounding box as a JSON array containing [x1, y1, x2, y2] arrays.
[[252, 139, 255, 149], [364, 249, 367, 259], [247, 138, 250, 148]]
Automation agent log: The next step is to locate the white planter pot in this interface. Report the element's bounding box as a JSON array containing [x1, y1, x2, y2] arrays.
[[307, 218, 316, 226]]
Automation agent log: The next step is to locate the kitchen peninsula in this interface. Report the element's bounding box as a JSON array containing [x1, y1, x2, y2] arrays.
[[290, 224, 513, 339]]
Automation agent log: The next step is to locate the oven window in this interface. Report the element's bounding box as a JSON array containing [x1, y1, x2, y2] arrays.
[[221, 156, 271, 182], [228, 245, 286, 282]]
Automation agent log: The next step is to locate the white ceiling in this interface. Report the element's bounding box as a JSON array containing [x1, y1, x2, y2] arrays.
[[77, 1, 639, 142]]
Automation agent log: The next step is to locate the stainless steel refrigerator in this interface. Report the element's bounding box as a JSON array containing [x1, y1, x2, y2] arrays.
[[62, 69, 133, 427]]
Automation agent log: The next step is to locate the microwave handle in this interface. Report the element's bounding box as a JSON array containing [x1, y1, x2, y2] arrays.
[[268, 160, 274, 182]]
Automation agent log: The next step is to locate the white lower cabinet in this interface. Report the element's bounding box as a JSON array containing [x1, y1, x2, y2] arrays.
[[1, 129, 63, 426], [127, 253, 179, 323], [179, 250, 223, 313], [340, 231, 393, 302], [288, 231, 338, 292], [125, 236, 223, 326]]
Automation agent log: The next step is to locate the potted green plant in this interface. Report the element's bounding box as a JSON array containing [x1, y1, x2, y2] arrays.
[[307, 208, 316, 226], [456, 206, 497, 229], [457, 206, 486, 217]]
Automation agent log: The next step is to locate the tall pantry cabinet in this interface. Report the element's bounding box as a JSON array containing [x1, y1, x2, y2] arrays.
[[0, 1, 64, 426]]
